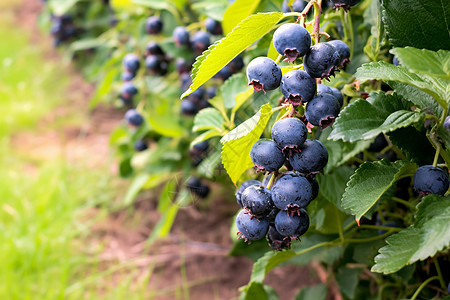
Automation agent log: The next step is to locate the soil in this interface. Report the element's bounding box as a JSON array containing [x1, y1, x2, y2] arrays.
[[12, 1, 319, 299]]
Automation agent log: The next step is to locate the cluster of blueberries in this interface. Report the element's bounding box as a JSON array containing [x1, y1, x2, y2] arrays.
[[247, 22, 348, 129], [50, 15, 78, 46], [235, 117, 328, 250]]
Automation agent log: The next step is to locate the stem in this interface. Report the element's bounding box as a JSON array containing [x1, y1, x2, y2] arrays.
[[357, 224, 403, 232], [295, 240, 335, 256], [432, 146, 441, 167], [409, 276, 440, 300], [266, 174, 275, 189], [275, 54, 283, 64], [312, 0, 323, 44], [346, 230, 394, 243], [391, 197, 416, 210], [434, 259, 446, 289]]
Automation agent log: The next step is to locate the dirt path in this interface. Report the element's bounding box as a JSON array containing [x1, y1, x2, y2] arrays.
[[12, 1, 317, 299]]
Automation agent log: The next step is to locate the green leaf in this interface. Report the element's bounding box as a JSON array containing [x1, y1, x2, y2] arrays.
[[181, 12, 284, 99], [342, 160, 417, 221], [191, 0, 228, 21], [232, 87, 254, 114], [387, 81, 442, 116], [354, 61, 448, 109], [122, 173, 150, 207], [310, 199, 348, 234], [192, 108, 225, 132], [222, 0, 262, 34], [381, 0, 450, 51], [289, 234, 344, 266], [219, 73, 250, 109], [388, 127, 435, 165], [197, 150, 221, 178], [146, 102, 184, 137], [90, 68, 119, 108], [391, 48, 450, 79], [336, 267, 362, 299], [48, 0, 81, 15], [294, 284, 328, 300], [372, 195, 450, 274], [132, 0, 172, 10], [190, 130, 222, 148], [329, 92, 424, 142], [240, 282, 269, 300], [317, 166, 354, 210], [250, 250, 297, 283], [221, 104, 274, 184]]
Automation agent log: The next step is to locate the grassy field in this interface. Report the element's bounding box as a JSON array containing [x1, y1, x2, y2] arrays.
[[0, 3, 152, 299]]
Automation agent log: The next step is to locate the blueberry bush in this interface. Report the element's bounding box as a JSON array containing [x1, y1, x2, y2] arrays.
[[41, 0, 450, 298]]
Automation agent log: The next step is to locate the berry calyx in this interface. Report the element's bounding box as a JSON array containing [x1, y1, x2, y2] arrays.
[[305, 93, 341, 129], [273, 23, 311, 63], [280, 70, 316, 105]]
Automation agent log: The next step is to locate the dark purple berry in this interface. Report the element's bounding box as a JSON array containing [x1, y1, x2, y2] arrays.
[[181, 99, 199, 116], [123, 53, 140, 74], [274, 209, 309, 238], [246, 57, 282, 92], [327, 40, 350, 68], [368, 134, 388, 152], [145, 16, 163, 34], [443, 116, 450, 130], [214, 66, 232, 81], [329, 86, 343, 107], [227, 56, 244, 73], [236, 209, 269, 241], [273, 23, 311, 63], [308, 176, 319, 200], [413, 165, 449, 196], [271, 117, 307, 152], [316, 84, 343, 107], [303, 43, 340, 79], [267, 225, 291, 250], [393, 56, 400, 66], [146, 41, 164, 56], [173, 26, 190, 46], [186, 177, 210, 198], [134, 140, 148, 151], [125, 109, 144, 127], [236, 180, 262, 207], [282, 0, 308, 13], [289, 139, 328, 175], [145, 55, 168, 75], [121, 71, 135, 81], [280, 70, 316, 105], [176, 58, 192, 75], [305, 93, 341, 129], [121, 82, 138, 100], [188, 87, 205, 103], [191, 31, 210, 54], [250, 139, 286, 173], [241, 185, 274, 219], [180, 73, 192, 92], [271, 173, 313, 213], [207, 86, 217, 99], [205, 18, 222, 35]]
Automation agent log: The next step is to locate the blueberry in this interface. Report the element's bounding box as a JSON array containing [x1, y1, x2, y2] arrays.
[[145, 16, 163, 34], [413, 165, 449, 196], [303, 43, 340, 79], [173, 26, 190, 46], [188, 86, 205, 103], [327, 40, 350, 68], [236, 180, 262, 207], [236, 209, 269, 241], [125, 109, 144, 127], [145, 41, 164, 56], [308, 176, 319, 201], [206, 86, 217, 99], [316, 84, 343, 107], [274, 209, 309, 238], [271, 173, 313, 211], [120, 82, 138, 100], [329, 86, 343, 107], [305, 93, 341, 129], [250, 139, 286, 173], [121, 71, 135, 81], [282, 0, 308, 13], [214, 66, 232, 81], [134, 140, 148, 151], [191, 31, 210, 54], [267, 225, 291, 250], [241, 185, 274, 219], [181, 99, 199, 116], [443, 116, 450, 130], [289, 139, 328, 175], [227, 56, 244, 73], [205, 18, 222, 35], [123, 53, 140, 74], [273, 23, 311, 63], [186, 177, 210, 198], [271, 117, 307, 151], [280, 70, 316, 105], [368, 134, 388, 152], [393, 56, 400, 66], [316, 83, 333, 95], [145, 55, 168, 75], [246, 57, 282, 92], [180, 73, 192, 92], [176, 58, 192, 75]]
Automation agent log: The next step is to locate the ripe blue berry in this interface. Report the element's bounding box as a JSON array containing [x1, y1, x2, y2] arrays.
[[121, 71, 135, 81], [413, 165, 449, 196], [282, 0, 308, 13], [280, 70, 316, 105], [125, 109, 144, 127], [316, 84, 343, 107], [188, 87, 205, 103], [393, 56, 400, 66], [247, 57, 282, 92], [241, 185, 274, 219], [134, 140, 148, 151], [206, 86, 216, 99], [191, 31, 210, 54], [327, 40, 350, 68], [443, 116, 450, 130], [176, 58, 192, 75], [250, 139, 286, 173], [273, 23, 311, 63], [186, 177, 210, 198], [271, 118, 307, 151], [120, 82, 138, 100], [145, 41, 164, 56], [214, 66, 232, 81], [227, 56, 244, 73], [145, 16, 163, 34], [236, 209, 269, 241], [289, 139, 328, 175], [267, 225, 291, 250], [305, 93, 341, 129], [274, 209, 309, 238], [173, 26, 190, 46], [123, 53, 140, 74], [236, 180, 262, 207], [181, 99, 199, 116], [308, 176, 319, 201], [271, 173, 313, 212], [303, 42, 340, 79], [205, 18, 222, 35], [145, 55, 168, 75]]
